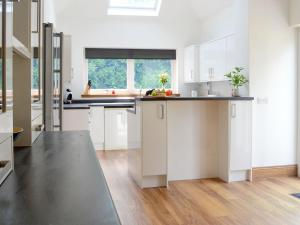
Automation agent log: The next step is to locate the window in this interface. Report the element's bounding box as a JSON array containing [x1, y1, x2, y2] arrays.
[[86, 48, 176, 93], [134, 59, 171, 89], [108, 0, 162, 16], [88, 59, 127, 89], [87, 59, 173, 91], [32, 58, 39, 90]]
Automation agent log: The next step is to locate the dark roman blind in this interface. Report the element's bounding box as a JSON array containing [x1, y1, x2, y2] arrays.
[[85, 48, 176, 60]]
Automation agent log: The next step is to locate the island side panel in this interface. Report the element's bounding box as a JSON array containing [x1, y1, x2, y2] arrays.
[[167, 101, 219, 181], [127, 102, 143, 187]]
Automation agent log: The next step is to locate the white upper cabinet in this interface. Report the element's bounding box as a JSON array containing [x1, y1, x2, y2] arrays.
[[183, 34, 238, 83], [184, 45, 199, 83], [200, 37, 226, 82]]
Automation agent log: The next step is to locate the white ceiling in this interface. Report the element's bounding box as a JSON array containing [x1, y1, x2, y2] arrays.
[[52, 0, 235, 22]]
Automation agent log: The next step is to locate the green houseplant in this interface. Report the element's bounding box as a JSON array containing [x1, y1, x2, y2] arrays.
[[159, 73, 169, 91], [225, 67, 248, 97]]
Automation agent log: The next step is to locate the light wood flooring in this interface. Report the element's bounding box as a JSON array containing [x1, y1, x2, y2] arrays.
[[97, 150, 300, 225]]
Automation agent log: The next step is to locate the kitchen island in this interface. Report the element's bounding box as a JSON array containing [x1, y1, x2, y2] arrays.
[[128, 96, 254, 188], [0, 131, 120, 225]]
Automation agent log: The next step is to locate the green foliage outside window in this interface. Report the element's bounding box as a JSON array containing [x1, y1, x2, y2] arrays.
[[88, 59, 172, 90], [134, 59, 171, 89], [32, 59, 39, 90], [88, 59, 127, 89]]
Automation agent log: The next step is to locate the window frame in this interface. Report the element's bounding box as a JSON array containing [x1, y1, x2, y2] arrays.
[[85, 58, 177, 94], [107, 0, 162, 16]]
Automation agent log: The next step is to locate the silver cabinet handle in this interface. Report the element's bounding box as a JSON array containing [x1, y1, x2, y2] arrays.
[[231, 104, 236, 118]]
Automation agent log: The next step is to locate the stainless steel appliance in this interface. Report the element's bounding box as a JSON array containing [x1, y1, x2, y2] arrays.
[[43, 23, 63, 131]]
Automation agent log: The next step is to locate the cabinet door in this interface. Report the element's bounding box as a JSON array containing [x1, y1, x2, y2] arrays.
[[229, 101, 252, 171], [199, 43, 211, 82], [105, 109, 128, 150], [62, 109, 89, 131], [200, 39, 226, 81], [142, 101, 167, 176], [184, 46, 198, 83], [89, 107, 104, 150]]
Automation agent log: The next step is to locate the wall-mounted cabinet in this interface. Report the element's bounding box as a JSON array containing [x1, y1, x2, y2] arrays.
[[200, 38, 227, 82], [184, 34, 238, 84], [184, 45, 200, 83]]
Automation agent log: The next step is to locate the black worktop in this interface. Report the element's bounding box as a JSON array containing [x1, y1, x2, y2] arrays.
[[0, 131, 121, 225], [64, 98, 135, 110], [136, 96, 255, 101]]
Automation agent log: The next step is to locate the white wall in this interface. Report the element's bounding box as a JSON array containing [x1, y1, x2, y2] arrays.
[[55, 16, 194, 98], [249, 0, 297, 167], [289, 0, 300, 27], [44, 0, 56, 24]]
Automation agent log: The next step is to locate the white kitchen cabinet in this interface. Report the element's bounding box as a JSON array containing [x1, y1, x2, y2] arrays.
[[218, 100, 252, 182], [200, 38, 226, 82], [127, 101, 167, 188], [184, 45, 200, 83], [89, 107, 105, 150], [229, 101, 252, 176], [62, 109, 89, 131], [142, 101, 167, 176], [105, 109, 128, 150]]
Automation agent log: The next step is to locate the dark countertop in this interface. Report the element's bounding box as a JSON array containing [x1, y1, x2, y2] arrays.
[[0, 131, 121, 225], [136, 96, 255, 101], [64, 98, 135, 110], [64, 102, 135, 110]]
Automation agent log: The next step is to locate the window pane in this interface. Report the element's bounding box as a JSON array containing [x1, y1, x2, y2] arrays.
[[88, 59, 127, 89], [134, 59, 172, 89], [32, 58, 39, 89], [110, 0, 157, 9]]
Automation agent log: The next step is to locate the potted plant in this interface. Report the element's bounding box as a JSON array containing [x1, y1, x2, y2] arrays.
[[225, 67, 248, 97], [159, 73, 169, 91]]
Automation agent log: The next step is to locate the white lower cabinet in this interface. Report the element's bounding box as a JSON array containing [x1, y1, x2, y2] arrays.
[[228, 101, 252, 181], [89, 107, 104, 150], [62, 109, 89, 131], [105, 109, 128, 150], [218, 100, 252, 182], [63, 108, 128, 151], [128, 101, 167, 188], [128, 100, 252, 188]]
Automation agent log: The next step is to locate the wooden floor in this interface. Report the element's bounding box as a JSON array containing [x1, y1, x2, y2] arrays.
[[97, 150, 300, 225]]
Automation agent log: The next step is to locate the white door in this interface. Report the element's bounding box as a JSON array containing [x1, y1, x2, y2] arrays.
[[229, 101, 252, 171], [89, 107, 105, 150], [105, 109, 128, 150], [142, 101, 167, 176]]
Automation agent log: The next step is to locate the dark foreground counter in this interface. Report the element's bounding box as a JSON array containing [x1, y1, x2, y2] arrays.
[[0, 131, 120, 225]]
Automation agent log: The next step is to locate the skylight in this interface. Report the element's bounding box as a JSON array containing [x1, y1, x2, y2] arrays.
[[108, 0, 162, 16]]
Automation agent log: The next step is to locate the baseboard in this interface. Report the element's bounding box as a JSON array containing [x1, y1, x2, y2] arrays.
[[252, 165, 297, 181]]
